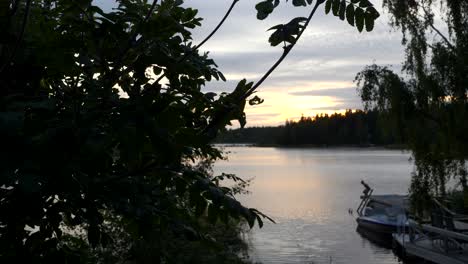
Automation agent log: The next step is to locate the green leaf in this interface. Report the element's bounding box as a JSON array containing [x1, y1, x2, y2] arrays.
[[355, 7, 364, 32], [359, 0, 372, 8], [332, 0, 340, 16], [292, 0, 307, 6], [267, 24, 284, 31], [346, 4, 355, 26], [325, 0, 332, 14], [267, 17, 307, 47], [338, 0, 346, 20], [249, 96, 265, 106], [366, 6, 380, 19], [255, 0, 275, 20], [268, 24, 285, 46], [238, 112, 247, 128], [365, 13, 375, 31], [153, 66, 162, 75], [218, 72, 226, 81], [255, 214, 264, 228], [243, 209, 255, 228]]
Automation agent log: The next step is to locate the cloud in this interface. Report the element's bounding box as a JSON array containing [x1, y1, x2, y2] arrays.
[[289, 87, 357, 97], [185, 0, 406, 126], [97, 0, 406, 126], [308, 105, 350, 111], [247, 113, 281, 118]]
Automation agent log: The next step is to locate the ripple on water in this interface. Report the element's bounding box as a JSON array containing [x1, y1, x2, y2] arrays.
[[215, 147, 413, 264]]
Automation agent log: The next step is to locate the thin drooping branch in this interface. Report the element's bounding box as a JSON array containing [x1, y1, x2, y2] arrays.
[[244, 0, 323, 99], [193, 0, 239, 50], [0, 0, 32, 74], [154, 0, 239, 85], [202, 1, 324, 138], [428, 22, 454, 49], [419, 4, 455, 50]]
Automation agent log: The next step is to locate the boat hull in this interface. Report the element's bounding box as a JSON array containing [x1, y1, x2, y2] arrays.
[[356, 217, 401, 235], [356, 226, 394, 248], [356, 216, 408, 248]]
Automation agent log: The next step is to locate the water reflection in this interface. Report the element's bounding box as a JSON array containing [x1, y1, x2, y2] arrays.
[[215, 146, 413, 264], [356, 226, 393, 249]]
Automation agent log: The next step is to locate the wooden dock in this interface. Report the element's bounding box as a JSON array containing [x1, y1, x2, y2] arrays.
[[393, 220, 468, 264], [393, 234, 468, 264]]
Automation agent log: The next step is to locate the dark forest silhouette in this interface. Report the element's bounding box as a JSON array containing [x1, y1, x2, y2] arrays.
[[216, 110, 403, 146]]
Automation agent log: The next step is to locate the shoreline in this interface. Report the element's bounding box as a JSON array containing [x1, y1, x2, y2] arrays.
[[214, 143, 409, 150]]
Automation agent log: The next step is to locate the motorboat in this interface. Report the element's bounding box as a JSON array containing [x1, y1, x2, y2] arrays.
[[356, 181, 409, 236]]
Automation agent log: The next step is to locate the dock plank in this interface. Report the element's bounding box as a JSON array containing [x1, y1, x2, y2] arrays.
[[393, 234, 468, 264]]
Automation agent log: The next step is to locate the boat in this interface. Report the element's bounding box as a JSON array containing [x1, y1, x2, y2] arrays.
[[356, 181, 409, 237]]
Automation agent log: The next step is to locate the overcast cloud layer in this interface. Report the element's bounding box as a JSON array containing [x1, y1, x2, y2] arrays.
[[184, 0, 406, 126], [97, 0, 407, 126]]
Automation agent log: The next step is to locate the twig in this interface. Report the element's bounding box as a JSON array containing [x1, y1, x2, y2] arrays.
[[98, 0, 159, 94], [244, 0, 324, 98], [202, 1, 325, 138], [194, 0, 239, 51], [112, 0, 159, 72], [0, 0, 32, 74], [153, 0, 239, 84], [427, 22, 454, 50], [419, 4, 455, 50]]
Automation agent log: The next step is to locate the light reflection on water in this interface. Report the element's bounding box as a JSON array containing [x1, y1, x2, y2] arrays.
[[214, 146, 413, 264]]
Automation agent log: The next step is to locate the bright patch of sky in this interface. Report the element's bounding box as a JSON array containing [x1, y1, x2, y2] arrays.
[[95, 0, 407, 126], [185, 0, 406, 126]]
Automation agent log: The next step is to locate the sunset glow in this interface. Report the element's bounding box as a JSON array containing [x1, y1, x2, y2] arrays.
[[183, 0, 405, 126]]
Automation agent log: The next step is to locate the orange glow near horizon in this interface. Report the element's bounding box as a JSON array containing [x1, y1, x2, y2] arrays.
[[240, 81, 362, 127]]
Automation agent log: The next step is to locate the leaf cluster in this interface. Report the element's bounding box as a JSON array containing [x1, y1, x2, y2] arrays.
[[255, 0, 379, 50], [324, 0, 380, 32], [0, 0, 267, 262], [0, 0, 381, 261]]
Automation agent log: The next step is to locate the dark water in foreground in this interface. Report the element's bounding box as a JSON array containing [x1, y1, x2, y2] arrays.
[[214, 146, 414, 264]]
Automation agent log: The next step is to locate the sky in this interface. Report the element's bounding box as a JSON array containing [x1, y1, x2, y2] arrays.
[[184, 0, 406, 127], [96, 0, 407, 127]]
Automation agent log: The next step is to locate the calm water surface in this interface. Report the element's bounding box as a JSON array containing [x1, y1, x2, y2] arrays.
[[214, 146, 413, 264]]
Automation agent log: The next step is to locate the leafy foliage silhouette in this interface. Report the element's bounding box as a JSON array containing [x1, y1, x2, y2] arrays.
[[355, 0, 468, 213], [0, 0, 378, 262], [216, 110, 401, 146]]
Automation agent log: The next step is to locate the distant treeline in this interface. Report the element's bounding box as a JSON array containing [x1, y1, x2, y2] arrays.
[[215, 110, 403, 146]]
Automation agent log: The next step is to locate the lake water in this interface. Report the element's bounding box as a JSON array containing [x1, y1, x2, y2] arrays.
[[214, 146, 414, 264]]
